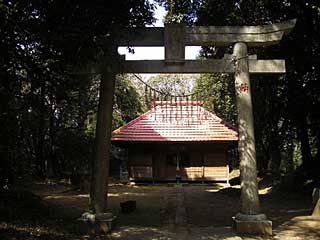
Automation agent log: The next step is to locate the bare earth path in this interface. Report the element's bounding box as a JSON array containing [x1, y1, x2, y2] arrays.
[[26, 182, 320, 240]]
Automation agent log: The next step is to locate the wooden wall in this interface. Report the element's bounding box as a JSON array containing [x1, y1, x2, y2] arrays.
[[128, 142, 230, 182]]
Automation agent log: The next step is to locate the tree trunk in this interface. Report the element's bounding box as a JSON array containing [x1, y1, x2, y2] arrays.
[[46, 92, 55, 178], [77, 75, 90, 134], [258, 140, 270, 175], [270, 129, 281, 179], [297, 116, 312, 171], [312, 130, 320, 180], [36, 83, 46, 177], [286, 125, 294, 173], [0, 145, 11, 187]]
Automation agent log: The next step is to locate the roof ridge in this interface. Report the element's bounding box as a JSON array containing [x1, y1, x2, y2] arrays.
[[153, 100, 203, 106]]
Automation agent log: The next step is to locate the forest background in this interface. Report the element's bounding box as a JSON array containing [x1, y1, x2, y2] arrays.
[[1, 0, 319, 190]]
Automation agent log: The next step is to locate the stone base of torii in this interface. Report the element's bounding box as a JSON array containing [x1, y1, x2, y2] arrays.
[[78, 19, 296, 235]]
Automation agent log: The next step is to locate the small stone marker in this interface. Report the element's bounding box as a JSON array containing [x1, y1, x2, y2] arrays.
[[78, 212, 117, 234], [233, 213, 272, 236]]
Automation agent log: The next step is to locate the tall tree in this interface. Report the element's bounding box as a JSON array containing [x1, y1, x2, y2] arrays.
[[0, 0, 155, 188]]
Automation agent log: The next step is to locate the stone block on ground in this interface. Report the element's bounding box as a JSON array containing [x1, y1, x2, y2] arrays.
[[233, 214, 272, 236]]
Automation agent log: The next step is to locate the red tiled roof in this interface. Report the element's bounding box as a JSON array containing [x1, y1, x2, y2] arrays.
[[112, 101, 238, 143]]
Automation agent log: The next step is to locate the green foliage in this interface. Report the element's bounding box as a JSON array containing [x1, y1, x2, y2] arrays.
[[55, 130, 93, 174], [0, 0, 155, 184], [193, 74, 236, 124], [157, 0, 202, 24], [113, 75, 144, 130], [147, 74, 194, 96]]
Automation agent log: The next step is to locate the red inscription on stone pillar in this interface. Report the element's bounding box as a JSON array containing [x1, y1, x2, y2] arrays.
[[240, 83, 249, 93]]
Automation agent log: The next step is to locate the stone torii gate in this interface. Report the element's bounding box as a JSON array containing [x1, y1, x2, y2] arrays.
[[89, 19, 296, 235]]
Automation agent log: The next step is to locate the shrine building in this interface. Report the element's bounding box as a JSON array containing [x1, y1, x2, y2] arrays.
[[111, 101, 238, 183]]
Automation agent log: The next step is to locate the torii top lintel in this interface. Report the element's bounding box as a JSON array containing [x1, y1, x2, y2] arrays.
[[116, 19, 296, 73], [117, 19, 296, 48], [77, 19, 295, 74]]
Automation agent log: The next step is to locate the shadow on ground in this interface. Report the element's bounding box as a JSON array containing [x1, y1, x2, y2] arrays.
[[1, 180, 319, 240]]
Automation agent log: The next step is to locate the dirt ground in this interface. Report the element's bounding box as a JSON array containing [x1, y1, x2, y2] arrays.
[[1, 176, 320, 240]]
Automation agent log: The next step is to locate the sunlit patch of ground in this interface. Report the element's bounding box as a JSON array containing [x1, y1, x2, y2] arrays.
[[273, 216, 320, 240], [1, 175, 319, 240]]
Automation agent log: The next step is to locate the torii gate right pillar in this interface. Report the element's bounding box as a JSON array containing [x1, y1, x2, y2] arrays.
[[233, 42, 272, 235]]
